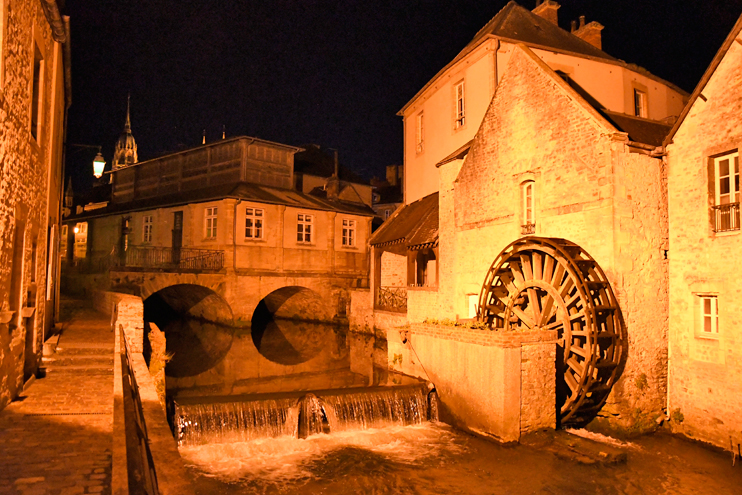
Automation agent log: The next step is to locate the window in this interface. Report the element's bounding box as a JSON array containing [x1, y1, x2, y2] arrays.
[[712, 151, 740, 232], [30, 42, 44, 140], [205, 207, 218, 239], [342, 219, 355, 246], [245, 207, 264, 239], [699, 295, 719, 335], [142, 215, 153, 243], [416, 111, 424, 153], [73, 222, 87, 260], [297, 213, 313, 243], [454, 81, 465, 129], [521, 181, 536, 234], [633, 89, 647, 118]]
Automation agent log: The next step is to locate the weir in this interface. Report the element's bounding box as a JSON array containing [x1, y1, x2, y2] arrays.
[[173, 382, 433, 446]]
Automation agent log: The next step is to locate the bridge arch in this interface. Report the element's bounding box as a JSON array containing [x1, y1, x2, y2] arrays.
[[143, 283, 235, 378], [250, 286, 335, 366]]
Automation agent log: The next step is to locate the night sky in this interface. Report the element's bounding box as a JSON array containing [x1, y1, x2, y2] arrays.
[[63, 0, 742, 193]]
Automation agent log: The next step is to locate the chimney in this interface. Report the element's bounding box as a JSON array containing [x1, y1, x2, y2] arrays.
[[386, 165, 399, 186], [573, 16, 604, 50], [532, 0, 560, 26]]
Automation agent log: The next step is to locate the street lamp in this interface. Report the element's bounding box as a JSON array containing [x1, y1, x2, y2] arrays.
[[92, 149, 106, 178]]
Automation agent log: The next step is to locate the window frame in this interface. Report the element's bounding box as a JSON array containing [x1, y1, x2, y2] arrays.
[[415, 111, 424, 153], [245, 207, 264, 240], [297, 213, 313, 244], [341, 218, 356, 247], [454, 80, 465, 129], [521, 180, 536, 234], [696, 294, 719, 338], [142, 215, 153, 243], [633, 89, 647, 118], [205, 206, 218, 239], [711, 151, 740, 233]]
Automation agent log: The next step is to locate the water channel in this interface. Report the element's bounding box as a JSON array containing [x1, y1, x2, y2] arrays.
[[153, 315, 742, 494]]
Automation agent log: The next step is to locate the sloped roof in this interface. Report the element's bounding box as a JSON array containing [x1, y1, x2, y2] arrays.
[[601, 111, 672, 147], [466, 1, 614, 62], [66, 181, 375, 221], [370, 192, 438, 249], [664, 13, 742, 146], [400, 2, 687, 115]]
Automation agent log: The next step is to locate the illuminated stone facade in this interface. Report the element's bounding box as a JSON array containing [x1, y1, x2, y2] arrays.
[[0, 0, 69, 410], [665, 17, 742, 450]]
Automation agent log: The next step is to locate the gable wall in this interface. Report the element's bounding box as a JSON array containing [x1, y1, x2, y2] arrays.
[[448, 47, 669, 429]]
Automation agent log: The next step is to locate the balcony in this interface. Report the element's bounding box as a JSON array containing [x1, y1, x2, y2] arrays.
[[521, 222, 536, 235], [375, 286, 407, 313], [112, 246, 225, 272], [712, 203, 740, 233]]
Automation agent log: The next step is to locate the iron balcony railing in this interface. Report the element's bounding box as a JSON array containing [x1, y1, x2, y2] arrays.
[[712, 203, 740, 233], [376, 286, 407, 313], [521, 222, 536, 235]]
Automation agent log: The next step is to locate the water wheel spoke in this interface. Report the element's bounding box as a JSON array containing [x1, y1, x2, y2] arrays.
[[542, 255, 555, 284], [569, 310, 586, 322], [510, 263, 526, 286], [510, 306, 534, 328], [544, 319, 564, 331], [532, 252, 543, 280], [564, 371, 579, 395], [566, 357, 584, 377], [538, 293, 556, 327], [551, 263, 566, 288], [526, 287, 542, 322]]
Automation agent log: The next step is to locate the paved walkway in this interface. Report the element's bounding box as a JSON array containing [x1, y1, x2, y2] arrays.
[[0, 305, 113, 495]]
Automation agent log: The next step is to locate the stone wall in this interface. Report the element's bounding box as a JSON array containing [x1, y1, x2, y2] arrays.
[[665, 31, 742, 449], [406, 288, 438, 323], [0, 1, 65, 410], [386, 322, 556, 441], [379, 251, 406, 286], [94, 291, 144, 353]]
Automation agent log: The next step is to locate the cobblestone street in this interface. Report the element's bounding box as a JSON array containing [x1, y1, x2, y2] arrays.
[[0, 305, 113, 495]]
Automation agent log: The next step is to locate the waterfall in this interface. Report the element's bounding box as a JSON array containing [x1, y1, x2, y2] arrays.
[[174, 384, 430, 446]]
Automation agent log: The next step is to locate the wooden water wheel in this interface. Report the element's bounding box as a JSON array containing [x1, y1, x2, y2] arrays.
[[477, 237, 626, 427]]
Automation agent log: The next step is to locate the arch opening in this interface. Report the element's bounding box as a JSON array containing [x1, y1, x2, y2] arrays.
[[251, 286, 334, 366], [143, 283, 234, 378]]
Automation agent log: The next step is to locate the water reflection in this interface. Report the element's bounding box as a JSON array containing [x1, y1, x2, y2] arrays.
[[163, 318, 234, 378]]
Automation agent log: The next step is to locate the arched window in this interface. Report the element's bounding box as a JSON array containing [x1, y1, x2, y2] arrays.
[[521, 181, 535, 234]]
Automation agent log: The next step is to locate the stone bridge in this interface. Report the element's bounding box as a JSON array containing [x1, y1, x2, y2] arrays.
[[107, 269, 361, 327]]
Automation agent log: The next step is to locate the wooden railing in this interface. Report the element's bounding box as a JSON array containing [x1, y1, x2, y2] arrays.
[[712, 203, 740, 233], [376, 286, 407, 313]]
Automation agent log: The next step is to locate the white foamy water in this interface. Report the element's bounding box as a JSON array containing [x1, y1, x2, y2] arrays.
[[179, 422, 464, 484]]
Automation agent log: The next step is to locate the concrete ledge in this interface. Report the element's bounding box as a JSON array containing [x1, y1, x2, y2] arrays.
[[409, 323, 557, 347], [94, 290, 144, 352]]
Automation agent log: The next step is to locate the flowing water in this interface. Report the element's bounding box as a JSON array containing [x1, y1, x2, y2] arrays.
[[158, 317, 742, 494]]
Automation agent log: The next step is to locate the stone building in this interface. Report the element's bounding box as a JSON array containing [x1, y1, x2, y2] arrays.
[[371, 164, 404, 222], [356, 1, 691, 440], [664, 14, 742, 450], [0, 0, 70, 410], [63, 135, 375, 326]]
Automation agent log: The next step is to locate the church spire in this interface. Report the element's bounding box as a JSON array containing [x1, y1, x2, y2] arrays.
[[124, 94, 131, 132]]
